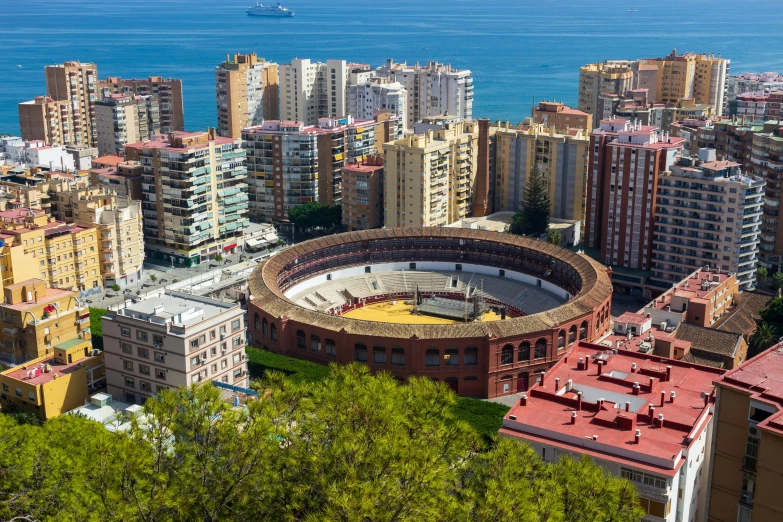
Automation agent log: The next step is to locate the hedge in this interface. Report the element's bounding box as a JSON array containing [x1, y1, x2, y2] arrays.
[[89, 307, 108, 351]]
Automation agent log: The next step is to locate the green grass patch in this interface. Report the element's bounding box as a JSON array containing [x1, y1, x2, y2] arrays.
[[245, 347, 509, 444], [89, 307, 108, 351]]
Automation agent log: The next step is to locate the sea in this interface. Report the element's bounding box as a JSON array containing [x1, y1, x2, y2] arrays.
[[2, 0, 783, 134]]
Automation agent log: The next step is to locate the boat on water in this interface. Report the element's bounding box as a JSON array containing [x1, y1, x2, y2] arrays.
[[247, 3, 295, 17], [627, 8, 639, 12]]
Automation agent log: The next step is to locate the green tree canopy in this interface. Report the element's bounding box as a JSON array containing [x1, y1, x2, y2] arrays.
[[772, 272, 783, 292], [756, 266, 768, 285], [289, 201, 342, 233], [510, 164, 550, 237], [0, 364, 645, 521]]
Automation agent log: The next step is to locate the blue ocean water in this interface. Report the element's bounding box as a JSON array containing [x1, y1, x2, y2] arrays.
[[2, 0, 783, 134]]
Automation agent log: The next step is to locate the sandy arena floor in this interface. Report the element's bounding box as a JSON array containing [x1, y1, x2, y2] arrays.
[[342, 300, 501, 324]]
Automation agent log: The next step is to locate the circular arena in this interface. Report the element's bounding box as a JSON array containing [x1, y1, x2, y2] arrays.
[[247, 228, 613, 398]]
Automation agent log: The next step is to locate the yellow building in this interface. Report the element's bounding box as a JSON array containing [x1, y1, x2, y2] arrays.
[[0, 207, 102, 294], [216, 53, 279, 139], [383, 132, 451, 227], [0, 337, 104, 420], [0, 279, 91, 366], [577, 61, 635, 121], [492, 121, 589, 224]]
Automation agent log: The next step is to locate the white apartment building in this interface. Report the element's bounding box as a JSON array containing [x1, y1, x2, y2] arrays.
[[348, 79, 407, 132], [102, 291, 248, 405], [279, 58, 348, 124], [653, 148, 764, 290], [0, 137, 76, 171], [375, 59, 473, 130]]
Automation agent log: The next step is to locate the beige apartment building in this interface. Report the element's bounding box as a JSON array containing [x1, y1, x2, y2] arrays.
[[102, 291, 248, 405], [95, 95, 140, 156], [18, 97, 74, 147], [216, 53, 279, 138], [532, 101, 593, 133], [492, 121, 589, 224], [383, 132, 451, 227], [53, 186, 144, 288], [707, 343, 783, 522], [0, 279, 91, 366], [98, 76, 184, 133], [43, 61, 99, 146], [577, 60, 635, 121], [342, 155, 384, 231]]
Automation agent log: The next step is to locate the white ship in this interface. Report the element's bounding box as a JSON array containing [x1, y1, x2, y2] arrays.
[[247, 3, 295, 17]]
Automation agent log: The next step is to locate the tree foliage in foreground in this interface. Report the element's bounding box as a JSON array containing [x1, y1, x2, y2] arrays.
[[0, 364, 645, 522], [288, 201, 342, 233], [510, 164, 551, 237]]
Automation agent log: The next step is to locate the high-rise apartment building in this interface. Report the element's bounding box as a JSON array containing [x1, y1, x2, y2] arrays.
[[342, 155, 384, 231], [216, 52, 279, 138], [125, 130, 249, 266], [0, 279, 92, 366], [242, 116, 379, 222], [732, 91, 770, 123], [691, 118, 760, 169], [98, 76, 184, 133], [95, 95, 140, 156], [532, 101, 593, 133], [102, 291, 248, 405], [707, 342, 783, 522], [376, 59, 473, 130], [652, 149, 764, 290], [383, 132, 451, 227], [492, 121, 589, 224], [348, 79, 407, 132], [577, 60, 635, 122], [585, 118, 684, 270], [752, 125, 783, 272], [54, 186, 145, 288], [41, 61, 99, 146], [279, 58, 348, 125], [18, 97, 74, 147]]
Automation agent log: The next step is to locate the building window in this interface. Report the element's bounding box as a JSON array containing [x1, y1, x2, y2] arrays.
[[152, 335, 163, 346], [190, 339, 199, 350], [445, 347, 459, 366], [296, 330, 306, 349], [123, 360, 134, 371], [1, 383, 7, 392], [139, 364, 150, 376], [121, 342, 132, 354], [621, 468, 668, 489], [425, 347, 439, 367], [311, 335, 321, 352], [232, 319, 241, 331], [138, 347, 149, 359], [125, 377, 135, 388], [121, 327, 131, 337], [136, 330, 147, 342], [28, 392, 35, 402], [270, 324, 277, 341], [579, 321, 588, 340], [534, 339, 547, 359], [354, 343, 368, 362], [325, 339, 336, 357], [210, 330, 216, 340], [155, 369, 166, 380], [500, 344, 513, 365], [518, 342, 530, 362], [15, 387, 22, 397], [464, 346, 478, 365], [745, 435, 760, 472], [568, 325, 577, 346], [557, 330, 566, 350], [372, 346, 386, 364], [140, 381, 150, 392], [391, 347, 405, 366], [262, 318, 269, 336], [154, 352, 165, 363], [254, 313, 261, 331]]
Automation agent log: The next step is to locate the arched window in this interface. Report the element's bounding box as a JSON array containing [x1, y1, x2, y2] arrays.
[[568, 325, 577, 346], [392, 347, 405, 366], [311, 334, 321, 352], [270, 324, 277, 341], [445, 346, 459, 366], [464, 346, 478, 366], [373, 345, 386, 364], [425, 347, 439, 367], [325, 338, 336, 357], [518, 341, 531, 362], [296, 330, 306, 349], [579, 320, 588, 340], [500, 374, 513, 380], [534, 338, 547, 359], [500, 344, 514, 365], [354, 343, 367, 362], [254, 313, 260, 332], [557, 330, 566, 350], [262, 318, 269, 337]]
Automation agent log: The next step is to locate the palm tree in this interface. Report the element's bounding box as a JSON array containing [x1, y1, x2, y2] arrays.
[[750, 322, 778, 359]]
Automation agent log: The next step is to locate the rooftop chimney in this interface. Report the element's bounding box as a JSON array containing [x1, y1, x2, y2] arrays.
[[520, 393, 528, 406], [539, 371, 546, 387], [633, 382, 640, 396], [631, 362, 637, 373], [555, 377, 561, 390], [577, 391, 583, 411], [660, 390, 666, 407], [634, 429, 641, 444], [648, 404, 655, 419], [656, 414, 665, 428], [625, 402, 631, 412], [666, 365, 672, 382], [670, 391, 676, 404], [571, 411, 577, 425]]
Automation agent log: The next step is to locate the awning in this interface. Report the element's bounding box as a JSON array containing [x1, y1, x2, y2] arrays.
[[223, 243, 237, 251], [245, 238, 266, 248]]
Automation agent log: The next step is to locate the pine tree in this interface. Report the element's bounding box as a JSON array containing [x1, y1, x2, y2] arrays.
[[510, 164, 550, 236]]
